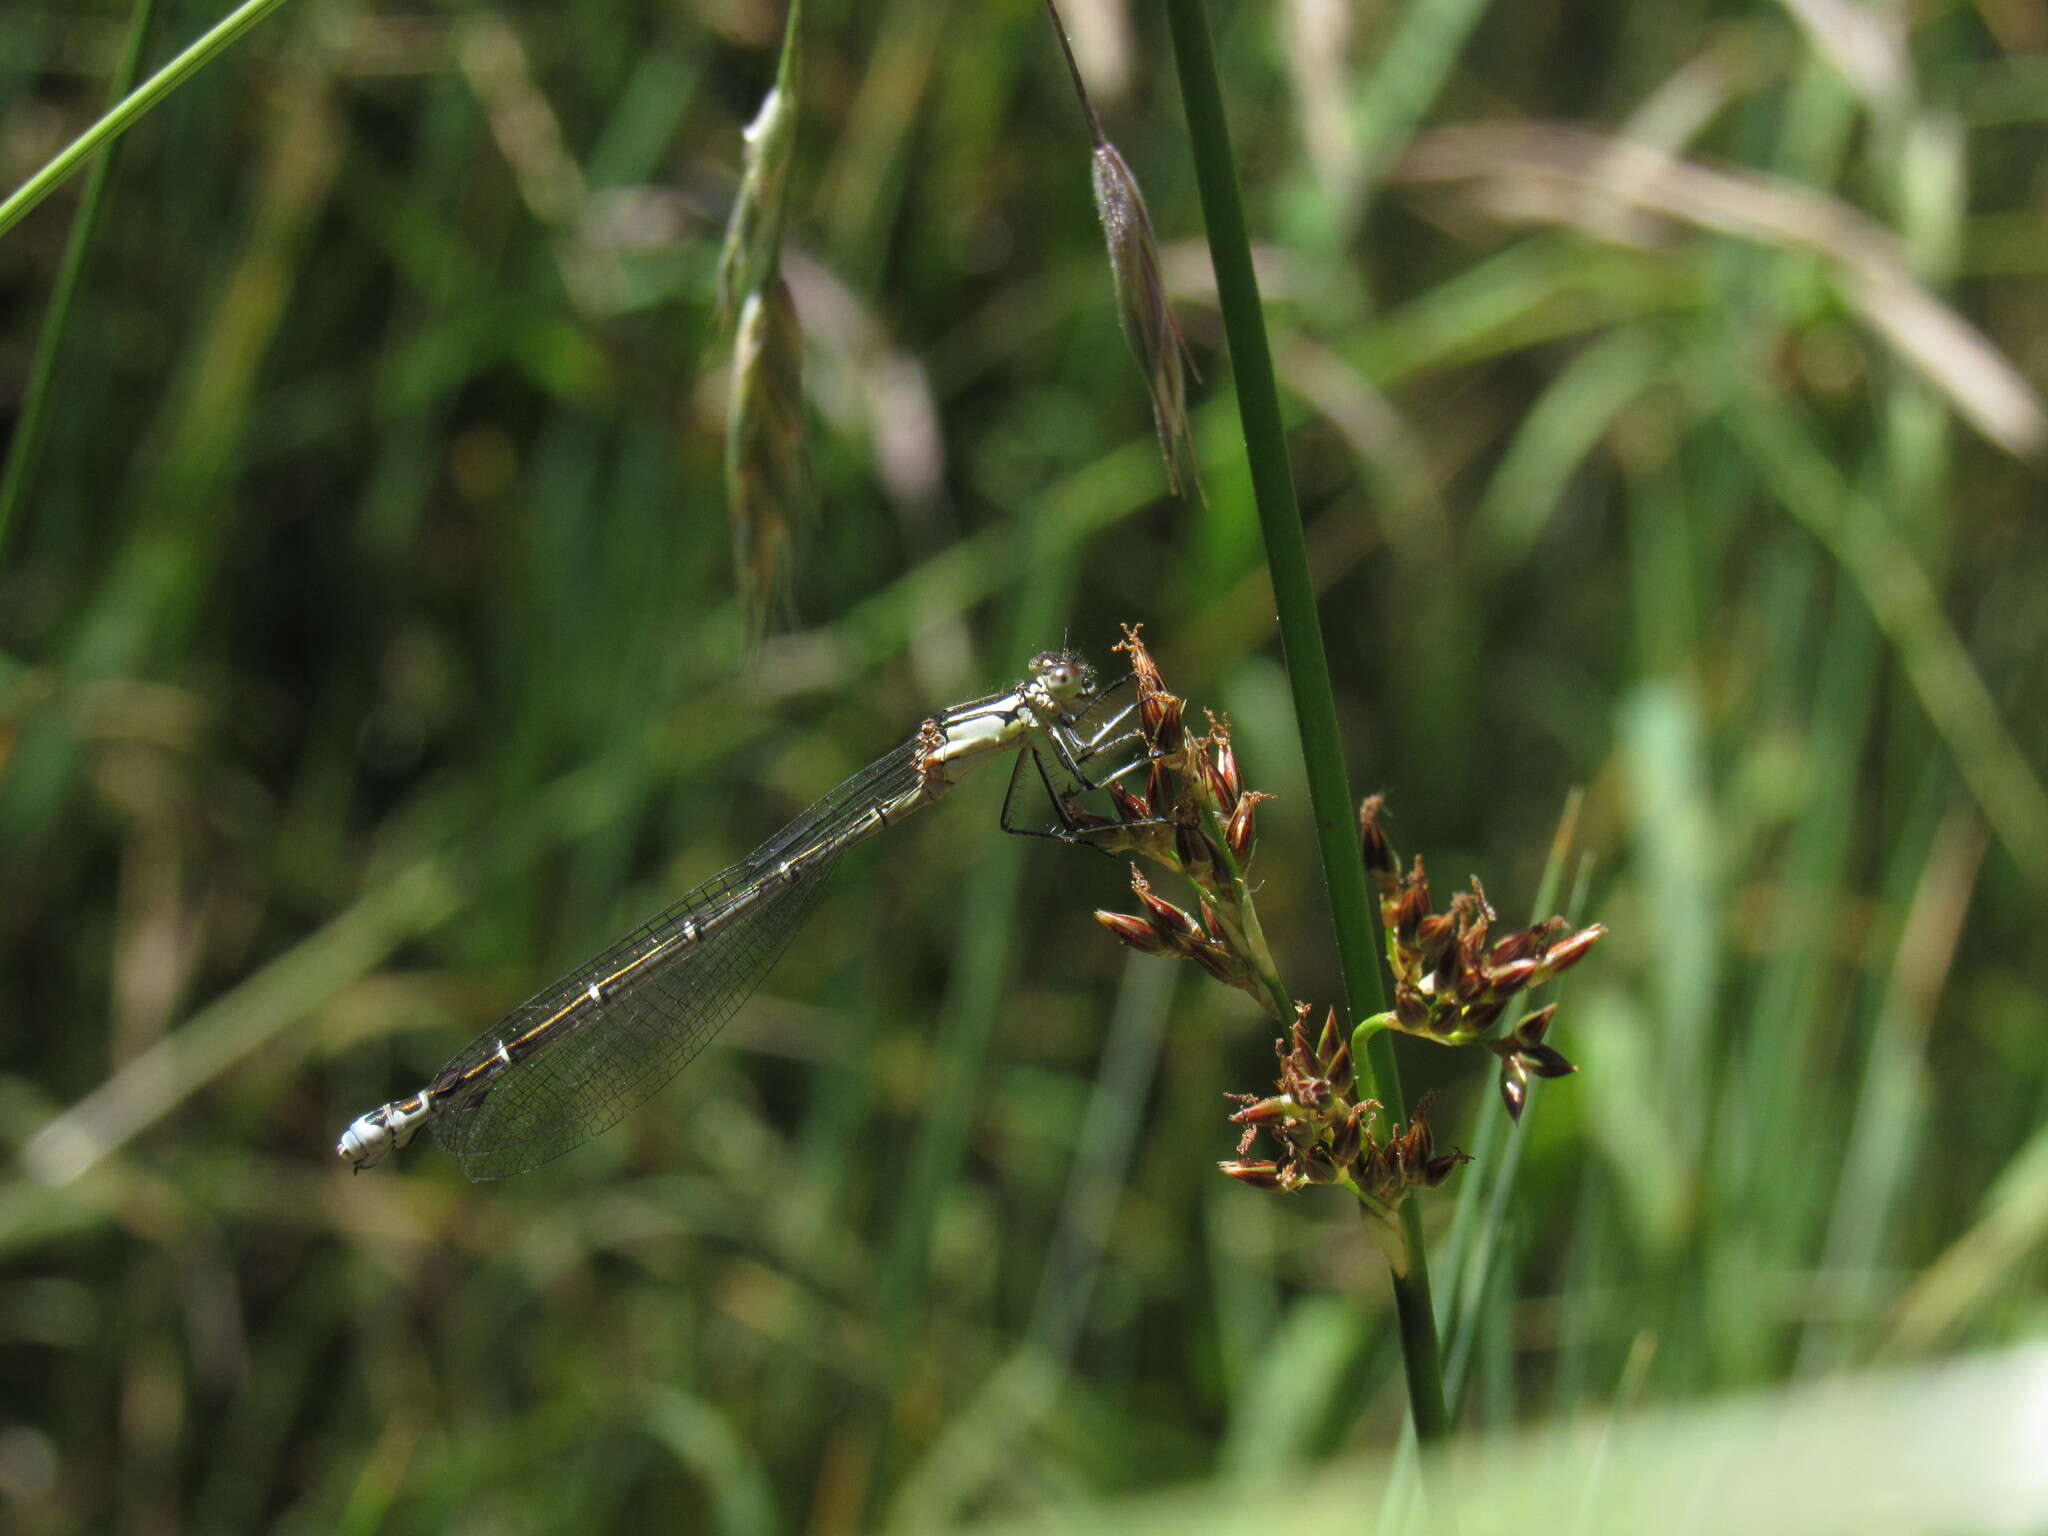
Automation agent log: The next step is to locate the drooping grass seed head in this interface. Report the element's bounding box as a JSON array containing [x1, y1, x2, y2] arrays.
[[714, 10, 801, 330], [1090, 142, 1203, 501], [726, 274, 806, 632]]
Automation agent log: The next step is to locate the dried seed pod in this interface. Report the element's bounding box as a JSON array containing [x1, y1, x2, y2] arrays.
[[1219, 1160, 1285, 1191], [1109, 782, 1152, 823], [1499, 1060, 1529, 1122], [1323, 1040, 1351, 1097], [1536, 922, 1608, 977], [1131, 869, 1201, 949], [1096, 909, 1171, 956], [1329, 1103, 1364, 1170], [1223, 791, 1265, 862], [1488, 927, 1541, 968], [1358, 795, 1399, 890], [1147, 690, 1186, 757], [1229, 1095, 1299, 1126], [1483, 957, 1541, 995], [1173, 821, 1218, 886], [1393, 983, 1430, 1031], [1461, 997, 1508, 1039], [1315, 1007, 1342, 1068], [1114, 623, 1166, 698], [1512, 1003, 1559, 1047], [1206, 723, 1241, 811], [1519, 1042, 1577, 1079]]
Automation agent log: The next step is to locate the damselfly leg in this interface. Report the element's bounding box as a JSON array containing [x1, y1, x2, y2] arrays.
[[998, 674, 1171, 850]]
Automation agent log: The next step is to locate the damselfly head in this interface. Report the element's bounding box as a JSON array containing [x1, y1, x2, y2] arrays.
[[1028, 650, 1096, 703], [337, 1112, 395, 1170]]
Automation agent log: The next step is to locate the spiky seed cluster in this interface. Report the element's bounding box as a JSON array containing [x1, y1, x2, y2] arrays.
[[1220, 1006, 1469, 1212], [1077, 626, 1261, 872], [1360, 795, 1606, 1121], [1097, 867, 1261, 1000], [726, 275, 804, 631], [1089, 627, 1281, 1012]]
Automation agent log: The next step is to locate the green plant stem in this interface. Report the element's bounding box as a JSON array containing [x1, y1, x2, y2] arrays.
[[0, 0, 162, 559], [0, 0, 296, 242], [1196, 803, 1293, 1022], [1161, 0, 1449, 1441]]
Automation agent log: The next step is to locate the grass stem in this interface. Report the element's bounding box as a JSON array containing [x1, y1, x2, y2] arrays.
[[0, 0, 162, 557], [1160, 0, 1449, 1441], [0, 0, 296, 242]]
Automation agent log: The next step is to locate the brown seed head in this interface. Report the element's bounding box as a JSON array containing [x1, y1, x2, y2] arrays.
[[1512, 1003, 1559, 1047], [1415, 918, 1457, 973], [1173, 821, 1216, 885], [1324, 1040, 1352, 1096], [1329, 1105, 1363, 1170], [1148, 691, 1186, 757], [1499, 1060, 1529, 1122], [1096, 909, 1170, 955], [1114, 623, 1164, 694], [1205, 717, 1241, 811], [1461, 997, 1508, 1038], [1131, 868, 1200, 949], [1520, 1042, 1578, 1079], [1219, 1160, 1286, 1191], [1109, 782, 1152, 824], [1358, 795, 1399, 890], [1536, 922, 1607, 978], [1488, 927, 1540, 968], [1189, 941, 1249, 990], [1229, 1094, 1299, 1126], [1483, 957, 1541, 996], [1224, 791, 1265, 862], [1315, 1007, 1341, 1069], [1393, 983, 1430, 1030]]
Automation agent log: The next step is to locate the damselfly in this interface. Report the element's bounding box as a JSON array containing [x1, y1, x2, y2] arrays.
[[337, 650, 1137, 1180]]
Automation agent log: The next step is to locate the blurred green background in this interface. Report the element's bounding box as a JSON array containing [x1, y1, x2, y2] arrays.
[[3, 0, 2046, 1530]]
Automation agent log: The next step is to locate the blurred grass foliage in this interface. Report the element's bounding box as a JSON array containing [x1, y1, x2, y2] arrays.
[[2, 0, 2046, 1531]]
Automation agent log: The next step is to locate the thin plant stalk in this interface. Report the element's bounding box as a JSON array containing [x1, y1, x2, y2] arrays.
[[0, 0, 295, 241], [1160, 0, 1449, 1441], [0, 0, 162, 558]]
